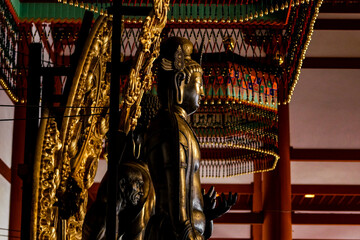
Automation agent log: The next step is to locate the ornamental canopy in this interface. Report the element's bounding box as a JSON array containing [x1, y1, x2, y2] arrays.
[[1, 0, 321, 178]]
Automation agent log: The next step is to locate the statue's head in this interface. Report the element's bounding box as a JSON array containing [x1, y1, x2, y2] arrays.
[[157, 37, 204, 115], [119, 166, 144, 206]]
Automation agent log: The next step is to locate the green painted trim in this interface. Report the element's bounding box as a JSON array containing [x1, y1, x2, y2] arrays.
[[10, 0, 21, 16], [19, 3, 96, 20], [166, 3, 285, 21], [16, 2, 285, 21]]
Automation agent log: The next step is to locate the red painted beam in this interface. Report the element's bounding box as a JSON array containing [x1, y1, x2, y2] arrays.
[[210, 238, 360, 240], [292, 213, 360, 225], [214, 212, 263, 224], [314, 19, 360, 30], [292, 201, 360, 211], [292, 185, 360, 196], [213, 212, 360, 225], [302, 58, 360, 69], [0, 158, 11, 183], [202, 184, 360, 196], [211, 239, 251, 240], [320, 3, 360, 13], [294, 239, 358, 240], [202, 184, 253, 194], [252, 173, 262, 240], [290, 148, 360, 161]]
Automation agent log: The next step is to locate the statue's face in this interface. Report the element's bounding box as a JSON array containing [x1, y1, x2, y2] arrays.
[[181, 71, 204, 115], [124, 172, 144, 206]]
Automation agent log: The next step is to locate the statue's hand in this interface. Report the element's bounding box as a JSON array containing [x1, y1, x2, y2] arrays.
[[202, 186, 217, 217], [213, 192, 237, 219], [203, 189, 238, 221]]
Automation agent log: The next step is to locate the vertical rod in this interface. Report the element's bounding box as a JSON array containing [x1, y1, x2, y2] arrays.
[[20, 43, 42, 240], [61, 10, 94, 108], [41, 74, 54, 109], [106, 1, 123, 239], [278, 102, 292, 239], [9, 104, 26, 239], [252, 173, 263, 240], [262, 100, 292, 240]]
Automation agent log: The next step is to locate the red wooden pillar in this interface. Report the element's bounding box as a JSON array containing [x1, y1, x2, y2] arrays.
[[252, 173, 263, 240], [9, 104, 26, 239], [262, 103, 292, 240]]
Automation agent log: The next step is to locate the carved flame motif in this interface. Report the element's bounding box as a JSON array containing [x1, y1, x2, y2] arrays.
[[32, 110, 62, 240], [57, 16, 112, 239], [31, 0, 169, 237], [119, 0, 170, 134]]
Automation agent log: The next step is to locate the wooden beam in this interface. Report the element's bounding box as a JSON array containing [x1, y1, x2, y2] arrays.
[[211, 238, 359, 240], [292, 185, 360, 196], [252, 173, 262, 240], [319, 4, 360, 13], [314, 19, 360, 30], [214, 212, 263, 224], [290, 148, 360, 161], [202, 184, 253, 194], [211, 239, 251, 240], [0, 158, 11, 183], [293, 201, 360, 211], [292, 213, 360, 225], [202, 184, 360, 196], [302, 58, 360, 69], [214, 212, 360, 225]]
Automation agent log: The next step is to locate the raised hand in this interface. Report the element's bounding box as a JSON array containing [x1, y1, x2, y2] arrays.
[[202, 187, 238, 221], [210, 192, 238, 219], [202, 187, 238, 239], [202, 186, 217, 216]]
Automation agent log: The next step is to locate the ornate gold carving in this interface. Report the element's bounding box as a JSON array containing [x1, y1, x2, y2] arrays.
[[119, 0, 170, 134], [57, 15, 112, 239], [31, 0, 170, 237], [31, 109, 62, 240], [38, 115, 62, 239]]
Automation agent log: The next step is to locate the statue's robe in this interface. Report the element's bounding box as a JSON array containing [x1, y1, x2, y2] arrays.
[[145, 107, 205, 240]]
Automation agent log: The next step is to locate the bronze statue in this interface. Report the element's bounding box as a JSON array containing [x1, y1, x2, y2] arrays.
[[82, 160, 155, 240], [144, 37, 237, 240], [82, 94, 158, 240]]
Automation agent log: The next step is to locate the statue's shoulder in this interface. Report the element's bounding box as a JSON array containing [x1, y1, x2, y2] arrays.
[[148, 109, 176, 132], [145, 109, 178, 148]]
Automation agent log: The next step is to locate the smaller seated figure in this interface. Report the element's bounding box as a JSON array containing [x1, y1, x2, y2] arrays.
[[82, 160, 154, 240], [83, 93, 158, 240]]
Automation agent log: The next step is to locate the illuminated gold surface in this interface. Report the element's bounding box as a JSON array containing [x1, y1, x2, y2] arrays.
[[0, 76, 23, 103], [58, 15, 112, 239], [286, 0, 323, 104], [31, 109, 62, 239], [30, 0, 170, 235], [59, 0, 295, 23], [30, 15, 112, 240], [118, 0, 170, 134]]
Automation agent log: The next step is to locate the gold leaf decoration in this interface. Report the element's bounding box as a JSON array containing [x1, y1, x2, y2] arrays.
[[31, 109, 62, 240], [57, 16, 112, 239], [31, 0, 170, 237], [119, 0, 170, 134]]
